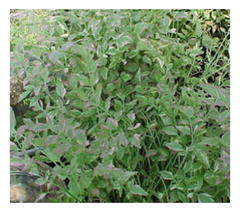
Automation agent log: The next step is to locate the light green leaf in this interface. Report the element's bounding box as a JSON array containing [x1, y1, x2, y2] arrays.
[[135, 85, 145, 93], [128, 181, 148, 196], [199, 84, 229, 108], [29, 123, 49, 132], [202, 137, 220, 146], [112, 169, 137, 183], [94, 163, 114, 176], [41, 68, 49, 83], [160, 170, 174, 180], [107, 117, 118, 130], [80, 170, 92, 189], [115, 35, 133, 48], [179, 106, 194, 119], [35, 177, 48, 186], [29, 96, 40, 107], [190, 46, 204, 57], [134, 23, 148, 34], [162, 126, 178, 136], [222, 132, 230, 147], [195, 23, 203, 37], [76, 88, 88, 101], [162, 15, 171, 33], [198, 193, 214, 203], [89, 72, 99, 85], [106, 47, 119, 55], [100, 68, 108, 80], [194, 148, 210, 168], [105, 97, 111, 112], [10, 107, 16, 136], [49, 51, 63, 64], [121, 72, 132, 82], [176, 125, 191, 135], [18, 90, 31, 102], [75, 75, 90, 86], [129, 134, 141, 148], [75, 129, 86, 146], [127, 113, 136, 122], [56, 83, 66, 98], [166, 142, 184, 152]]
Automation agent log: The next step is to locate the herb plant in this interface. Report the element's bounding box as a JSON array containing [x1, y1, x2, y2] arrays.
[[10, 9, 230, 203]]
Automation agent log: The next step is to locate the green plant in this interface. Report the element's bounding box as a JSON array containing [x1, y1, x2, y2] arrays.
[[10, 9, 230, 203]]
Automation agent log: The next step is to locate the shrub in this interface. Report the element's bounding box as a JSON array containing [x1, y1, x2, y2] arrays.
[[10, 9, 230, 203]]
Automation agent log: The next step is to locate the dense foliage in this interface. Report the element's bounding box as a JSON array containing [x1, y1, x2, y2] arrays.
[[10, 9, 230, 203]]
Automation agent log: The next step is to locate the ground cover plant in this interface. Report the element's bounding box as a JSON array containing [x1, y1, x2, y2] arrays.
[[10, 9, 230, 203]]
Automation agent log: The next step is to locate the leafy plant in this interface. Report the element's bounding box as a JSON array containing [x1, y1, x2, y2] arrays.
[[10, 9, 230, 203]]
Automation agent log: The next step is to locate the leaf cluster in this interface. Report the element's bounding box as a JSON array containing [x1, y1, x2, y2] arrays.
[[10, 9, 230, 203]]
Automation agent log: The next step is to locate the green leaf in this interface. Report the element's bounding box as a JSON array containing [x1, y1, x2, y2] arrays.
[[121, 72, 132, 82], [127, 113, 136, 122], [56, 83, 66, 98], [41, 68, 49, 83], [134, 23, 148, 34], [198, 193, 214, 203], [222, 132, 230, 147], [105, 97, 111, 112], [111, 169, 137, 183], [106, 47, 119, 55], [127, 50, 138, 58], [129, 134, 141, 148], [75, 129, 86, 146], [202, 137, 220, 146], [176, 126, 190, 135], [179, 106, 194, 119], [162, 15, 171, 33], [193, 148, 210, 168], [199, 84, 229, 106], [76, 88, 88, 101], [190, 46, 204, 57], [195, 23, 203, 37], [10, 107, 16, 136], [35, 177, 48, 186], [135, 85, 145, 93], [162, 126, 178, 136], [49, 51, 63, 64], [100, 68, 108, 80], [89, 72, 99, 85], [75, 74, 90, 86], [115, 34, 133, 48], [118, 132, 128, 146], [142, 55, 152, 65], [23, 118, 34, 126], [80, 170, 92, 189], [165, 142, 184, 152], [128, 181, 148, 196], [29, 96, 40, 107], [183, 161, 193, 174], [18, 90, 31, 102], [29, 123, 49, 132], [94, 84, 102, 105], [94, 163, 114, 176], [107, 117, 118, 130], [160, 170, 174, 180]]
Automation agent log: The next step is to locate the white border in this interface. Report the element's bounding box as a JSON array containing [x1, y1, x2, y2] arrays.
[[2, 1, 239, 211]]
